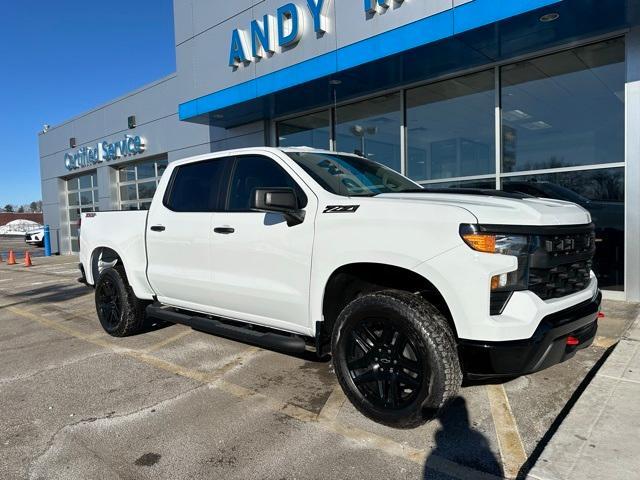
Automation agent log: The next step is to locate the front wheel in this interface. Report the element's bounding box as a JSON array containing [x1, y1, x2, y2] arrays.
[[331, 290, 462, 429], [95, 265, 148, 337]]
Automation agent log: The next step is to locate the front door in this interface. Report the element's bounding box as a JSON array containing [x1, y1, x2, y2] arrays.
[[146, 157, 228, 310], [208, 153, 317, 334]]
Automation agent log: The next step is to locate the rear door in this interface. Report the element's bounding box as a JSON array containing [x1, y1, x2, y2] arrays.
[[146, 157, 229, 309], [207, 153, 317, 334]]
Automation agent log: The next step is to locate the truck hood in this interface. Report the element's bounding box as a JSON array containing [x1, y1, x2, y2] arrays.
[[377, 193, 591, 226]]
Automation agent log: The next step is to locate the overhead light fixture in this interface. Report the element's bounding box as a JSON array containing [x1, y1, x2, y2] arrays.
[[503, 109, 532, 122], [522, 121, 552, 130], [69, 137, 77, 148], [212, 113, 224, 120], [128, 115, 137, 129], [329, 79, 342, 85], [539, 12, 560, 23]]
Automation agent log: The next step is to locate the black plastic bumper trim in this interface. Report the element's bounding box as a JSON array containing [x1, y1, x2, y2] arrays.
[[459, 290, 602, 379]]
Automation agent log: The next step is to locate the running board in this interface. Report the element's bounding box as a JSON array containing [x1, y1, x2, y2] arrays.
[[145, 304, 307, 354]]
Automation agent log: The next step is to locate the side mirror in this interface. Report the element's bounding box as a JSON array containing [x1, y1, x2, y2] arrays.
[[252, 188, 305, 226]]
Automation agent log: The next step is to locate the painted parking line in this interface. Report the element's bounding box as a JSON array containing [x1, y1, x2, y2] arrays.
[[5, 301, 502, 480], [144, 328, 193, 353], [593, 336, 618, 349], [318, 384, 347, 422], [486, 384, 527, 479]]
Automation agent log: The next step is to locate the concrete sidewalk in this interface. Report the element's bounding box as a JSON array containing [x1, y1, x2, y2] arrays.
[[528, 313, 640, 480]]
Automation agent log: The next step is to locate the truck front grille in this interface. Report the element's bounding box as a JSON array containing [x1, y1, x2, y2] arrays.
[[528, 228, 596, 301], [529, 260, 593, 300]]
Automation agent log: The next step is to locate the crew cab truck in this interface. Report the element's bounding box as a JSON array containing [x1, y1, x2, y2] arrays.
[[79, 147, 601, 428]]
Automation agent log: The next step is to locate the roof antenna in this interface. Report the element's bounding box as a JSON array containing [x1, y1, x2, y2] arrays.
[[329, 79, 341, 152]]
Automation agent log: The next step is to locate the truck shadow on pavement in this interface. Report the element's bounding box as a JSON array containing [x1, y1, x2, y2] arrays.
[[0, 283, 91, 309], [424, 396, 503, 479]]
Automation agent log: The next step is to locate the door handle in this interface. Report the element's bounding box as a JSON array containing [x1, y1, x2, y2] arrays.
[[214, 227, 235, 234], [150, 225, 166, 232]]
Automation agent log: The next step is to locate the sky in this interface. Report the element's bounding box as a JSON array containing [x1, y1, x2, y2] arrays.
[[0, 0, 176, 207]]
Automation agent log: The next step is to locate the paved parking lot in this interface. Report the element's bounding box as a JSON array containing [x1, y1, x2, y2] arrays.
[[0, 235, 46, 260], [0, 250, 637, 479]]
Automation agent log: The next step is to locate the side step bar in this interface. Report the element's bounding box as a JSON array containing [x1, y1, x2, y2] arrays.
[[146, 304, 307, 354]]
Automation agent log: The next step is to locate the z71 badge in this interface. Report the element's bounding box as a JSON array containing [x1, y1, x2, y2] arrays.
[[323, 205, 360, 213]]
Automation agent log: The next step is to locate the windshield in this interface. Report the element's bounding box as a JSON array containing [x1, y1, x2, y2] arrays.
[[286, 152, 421, 197]]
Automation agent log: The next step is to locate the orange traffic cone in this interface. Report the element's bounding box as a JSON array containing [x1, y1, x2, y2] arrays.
[[7, 250, 16, 265], [24, 251, 33, 267]]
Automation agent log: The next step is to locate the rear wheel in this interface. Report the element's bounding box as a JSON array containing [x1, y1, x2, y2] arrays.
[[332, 290, 461, 428], [95, 265, 148, 337]]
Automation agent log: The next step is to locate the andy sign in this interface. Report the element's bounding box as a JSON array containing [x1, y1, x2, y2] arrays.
[[229, 0, 330, 68]]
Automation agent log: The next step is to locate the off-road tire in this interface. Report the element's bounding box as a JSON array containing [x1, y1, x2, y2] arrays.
[[331, 289, 462, 428], [95, 264, 149, 337]]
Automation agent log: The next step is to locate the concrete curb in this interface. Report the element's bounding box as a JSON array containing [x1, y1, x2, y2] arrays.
[[527, 314, 640, 480]]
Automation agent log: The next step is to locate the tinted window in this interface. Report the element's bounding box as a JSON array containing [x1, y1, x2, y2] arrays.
[[335, 93, 402, 171], [228, 156, 306, 211], [288, 152, 419, 196], [407, 70, 495, 182], [501, 38, 625, 172], [277, 110, 331, 149], [166, 159, 226, 212]]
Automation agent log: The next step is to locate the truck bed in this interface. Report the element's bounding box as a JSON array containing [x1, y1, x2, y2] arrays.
[[79, 210, 151, 298]]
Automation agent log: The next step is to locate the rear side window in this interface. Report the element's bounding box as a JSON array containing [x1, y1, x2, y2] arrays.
[[165, 159, 226, 212], [227, 155, 307, 211]]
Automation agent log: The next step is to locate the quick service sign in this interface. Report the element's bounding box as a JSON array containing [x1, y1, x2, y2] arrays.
[[64, 135, 146, 171]]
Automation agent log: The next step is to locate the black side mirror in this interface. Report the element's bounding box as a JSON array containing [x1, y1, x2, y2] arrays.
[[252, 188, 305, 226]]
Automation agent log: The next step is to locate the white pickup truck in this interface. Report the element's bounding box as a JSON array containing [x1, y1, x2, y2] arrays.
[[79, 147, 601, 428]]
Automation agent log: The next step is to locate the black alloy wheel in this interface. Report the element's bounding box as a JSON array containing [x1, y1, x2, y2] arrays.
[[332, 290, 462, 428], [94, 265, 149, 337], [96, 275, 122, 329], [346, 318, 426, 410]]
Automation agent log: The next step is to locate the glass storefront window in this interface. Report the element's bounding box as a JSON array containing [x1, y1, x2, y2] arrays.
[[79, 175, 92, 189], [68, 192, 79, 206], [335, 93, 401, 171], [501, 38, 625, 172], [137, 181, 157, 200], [119, 184, 137, 202], [119, 165, 136, 182], [503, 168, 624, 291], [278, 110, 331, 149], [407, 70, 496, 182], [157, 159, 168, 177], [66, 171, 98, 253], [116, 157, 167, 210], [79, 190, 93, 206], [137, 161, 157, 180]]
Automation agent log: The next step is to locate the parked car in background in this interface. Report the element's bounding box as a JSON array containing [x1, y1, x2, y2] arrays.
[[25, 227, 45, 247]]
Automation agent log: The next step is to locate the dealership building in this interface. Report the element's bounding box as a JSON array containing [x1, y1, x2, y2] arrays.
[[38, 0, 639, 301]]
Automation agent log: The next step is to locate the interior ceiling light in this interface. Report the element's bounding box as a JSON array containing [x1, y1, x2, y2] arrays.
[[540, 12, 560, 23], [329, 79, 342, 85]]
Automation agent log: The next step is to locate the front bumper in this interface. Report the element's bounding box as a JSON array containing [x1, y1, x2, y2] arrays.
[[459, 290, 601, 379]]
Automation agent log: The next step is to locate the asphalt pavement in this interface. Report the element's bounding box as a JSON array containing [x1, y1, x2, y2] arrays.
[[0, 248, 636, 480]]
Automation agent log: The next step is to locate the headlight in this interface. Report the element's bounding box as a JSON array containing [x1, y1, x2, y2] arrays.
[[459, 224, 529, 256], [460, 224, 534, 314]]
